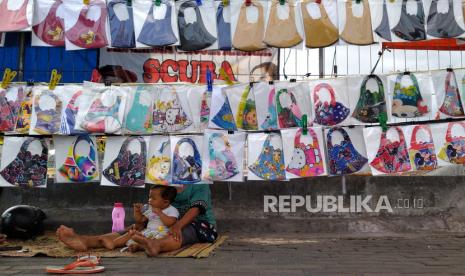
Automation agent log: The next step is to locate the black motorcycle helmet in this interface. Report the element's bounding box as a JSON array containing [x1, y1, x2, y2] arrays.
[[1, 205, 46, 240]]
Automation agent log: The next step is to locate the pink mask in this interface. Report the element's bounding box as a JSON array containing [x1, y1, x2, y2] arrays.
[[0, 0, 29, 32], [286, 129, 325, 177]]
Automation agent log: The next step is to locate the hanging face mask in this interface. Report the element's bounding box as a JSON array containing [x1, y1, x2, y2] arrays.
[[211, 93, 236, 131], [125, 87, 153, 134], [286, 129, 324, 177], [177, 1, 216, 51], [340, 0, 374, 45], [172, 137, 202, 184], [370, 127, 411, 174], [62, 90, 86, 135], [59, 135, 98, 182], [301, 0, 339, 48], [313, 83, 350, 126], [65, 1, 108, 49], [232, 1, 266, 51], [409, 125, 437, 171], [0, 0, 29, 32], [0, 138, 48, 188], [327, 127, 368, 175], [439, 69, 464, 117], [392, 0, 426, 41], [375, 0, 391, 41], [261, 88, 278, 130], [33, 90, 63, 135], [103, 136, 147, 187], [138, 0, 178, 47], [147, 140, 171, 185], [200, 90, 211, 130], [427, 0, 464, 38], [276, 88, 302, 128], [249, 133, 285, 180], [217, 2, 231, 50], [33, 0, 65, 47], [0, 87, 25, 132], [392, 73, 428, 118], [153, 87, 192, 132], [438, 122, 465, 164], [353, 75, 387, 123], [82, 94, 122, 134], [264, 0, 302, 48], [206, 133, 239, 181], [236, 85, 258, 130], [108, 0, 136, 48], [15, 88, 33, 134]]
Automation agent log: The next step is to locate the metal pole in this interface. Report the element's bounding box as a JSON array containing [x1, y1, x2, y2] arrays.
[[319, 48, 324, 78], [17, 32, 26, 82]]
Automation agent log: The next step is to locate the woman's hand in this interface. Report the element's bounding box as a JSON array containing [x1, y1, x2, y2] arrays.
[[169, 223, 182, 242]]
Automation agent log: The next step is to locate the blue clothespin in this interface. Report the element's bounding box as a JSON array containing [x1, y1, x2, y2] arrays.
[[196, 0, 202, 6], [207, 69, 213, 92]]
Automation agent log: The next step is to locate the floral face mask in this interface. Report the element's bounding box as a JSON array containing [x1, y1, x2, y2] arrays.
[[392, 73, 428, 118], [33, 90, 63, 135], [439, 69, 464, 117], [0, 86, 25, 132], [276, 88, 302, 129], [172, 137, 202, 184], [327, 127, 368, 175], [409, 125, 437, 171], [287, 129, 324, 177], [313, 83, 350, 126], [370, 127, 412, 174], [59, 135, 98, 182], [352, 74, 387, 123], [249, 133, 285, 181], [438, 122, 465, 164], [206, 133, 239, 181], [147, 140, 171, 185]]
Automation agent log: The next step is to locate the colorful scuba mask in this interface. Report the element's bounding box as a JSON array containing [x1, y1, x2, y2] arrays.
[[409, 125, 437, 171], [125, 87, 153, 134], [108, 0, 136, 48], [103, 136, 147, 187], [206, 133, 239, 181], [427, 0, 464, 38], [263, 0, 303, 48], [33, 0, 65, 46], [33, 90, 63, 135], [276, 88, 303, 129], [172, 137, 202, 184], [147, 140, 171, 185], [236, 86, 258, 130], [439, 69, 464, 117], [0, 0, 29, 32], [138, 0, 178, 47], [327, 127, 367, 175], [301, 0, 339, 48], [177, 0, 216, 51], [153, 87, 192, 133], [261, 88, 278, 130], [82, 94, 122, 134], [1, 138, 48, 188], [211, 93, 236, 130], [313, 83, 350, 126], [216, 1, 231, 50], [438, 122, 465, 164], [65, 1, 108, 49], [62, 90, 86, 135], [249, 133, 286, 181], [392, 73, 428, 118], [0, 86, 25, 132], [15, 87, 33, 134], [352, 74, 387, 123], [370, 127, 411, 174], [59, 135, 98, 182], [340, 0, 374, 45], [375, 0, 391, 41], [200, 90, 211, 130], [391, 0, 426, 41], [286, 129, 324, 177]]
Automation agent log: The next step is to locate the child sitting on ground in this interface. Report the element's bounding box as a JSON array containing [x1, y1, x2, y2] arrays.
[[104, 185, 179, 251]]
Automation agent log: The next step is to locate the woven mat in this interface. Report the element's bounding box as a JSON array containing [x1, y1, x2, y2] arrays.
[[0, 233, 226, 259]]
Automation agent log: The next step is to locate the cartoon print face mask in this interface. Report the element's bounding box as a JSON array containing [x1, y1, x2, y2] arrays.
[[0, 86, 25, 132], [352, 74, 387, 123], [147, 141, 171, 185], [153, 87, 192, 133], [200, 90, 211, 130], [286, 129, 324, 177], [375, 0, 391, 41], [392, 0, 426, 41], [232, 1, 266, 52], [125, 87, 153, 134], [427, 0, 464, 38], [206, 133, 239, 181], [409, 125, 437, 171], [340, 0, 374, 45], [32, 0, 65, 46], [82, 94, 122, 134], [0, 138, 48, 188], [65, 1, 108, 49], [301, 0, 339, 48], [33, 90, 63, 135], [439, 69, 464, 117], [263, 0, 303, 48], [172, 137, 202, 184], [236, 85, 258, 130], [313, 83, 350, 126], [211, 94, 236, 130], [59, 135, 98, 182], [108, 0, 136, 48], [103, 136, 147, 187], [392, 73, 428, 118], [438, 122, 465, 164], [217, 1, 231, 50], [327, 127, 368, 175], [177, 0, 216, 51], [138, 0, 178, 47], [370, 127, 412, 174], [249, 133, 286, 180], [261, 88, 278, 130], [62, 90, 86, 135], [0, 0, 29, 32], [15, 87, 33, 134], [276, 88, 303, 129]]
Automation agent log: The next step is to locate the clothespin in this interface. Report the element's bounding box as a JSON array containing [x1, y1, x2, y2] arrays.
[[315, 0, 321, 4], [378, 112, 388, 132], [196, 0, 202, 6], [220, 68, 234, 85], [279, 0, 285, 5], [83, 0, 90, 5], [403, 71, 411, 75], [290, 78, 296, 83], [447, 68, 453, 72], [222, 0, 229, 6], [1, 68, 17, 89], [355, 0, 361, 4], [27, 79, 34, 87], [154, 0, 161, 6], [245, 0, 252, 6], [127, 0, 132, 6], [301, 114, 308, 135], [48, 69, 62, 91], [105, 80, 112, 87], [206, 69, 213, 92]]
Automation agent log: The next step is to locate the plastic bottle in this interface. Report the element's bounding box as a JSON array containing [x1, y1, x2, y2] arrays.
[[112, 202, 125, 233]]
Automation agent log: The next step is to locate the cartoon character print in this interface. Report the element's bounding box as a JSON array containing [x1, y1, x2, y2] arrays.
[[249, 134, 286, 180], [59, 135, 98, 182], [236, 86, 258, 130], [409, 125, 437, 171], [147, 141, 170, 185], [392, 73, 428, 118], [206, 133, 239, 181], [438, 122, 465, 164], [370, 127, 412, 174], [153, 92, 192, 133], [286, 129, 325, 177], [15, 87, 33, 134]]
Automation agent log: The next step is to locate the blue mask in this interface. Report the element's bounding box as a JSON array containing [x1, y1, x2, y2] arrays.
[[211, 96, 236, 130], [108, 0, 136, 48], [216, 2, 231, 50], [138, 1, 178, 46], [125, 86, 152, 133], [172, 137, 202, 184]]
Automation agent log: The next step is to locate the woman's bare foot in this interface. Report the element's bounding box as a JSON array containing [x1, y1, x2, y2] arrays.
[[132, 234, 161, 257], [56, 225, 88, 252], [0, 234, 6, 244]]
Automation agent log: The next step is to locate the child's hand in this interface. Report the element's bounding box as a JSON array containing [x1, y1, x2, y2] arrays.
[[152, 208, 162, 215], [169, 224, 182, 242], [133, 203, 144, 214]]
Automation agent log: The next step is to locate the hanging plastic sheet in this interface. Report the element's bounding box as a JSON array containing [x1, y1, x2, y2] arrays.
[[146, 136, 171, 185], [216, 1, 232, 50], [310, 78, 351, 126], [248, 132, 286, 181], [0, 85, 25, 133], [32, 0, 65, 47], [124, 85, 154, 134], [231, 0, 267, 51], [224, 83, 258, 131], [351, 74, 387, 124], [170, 135, 207, 184], [263, 0, 303, 48], [426, 0, 465, 38], [433, 121, 465, 165], [404, 124, 437, 171], [30, 86, 63, 135], [391, 0, 426, 41], [340, 0, 374, 45], [209, 85, 237, 131], [0, 0, 32, 32], [108, 0, 136, 48], [301, 0, 339, 48], [432, 69, 465, 118], [15, 86, 34, 134], [152, 85, 193, 133]]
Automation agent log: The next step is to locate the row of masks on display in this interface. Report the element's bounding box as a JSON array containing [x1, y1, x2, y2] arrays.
[[2, 119, 465, 188], [3, 0, 465, 51]]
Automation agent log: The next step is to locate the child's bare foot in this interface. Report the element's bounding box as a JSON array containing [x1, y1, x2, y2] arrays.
[[56, 225, 88, 252], [100, 236, 116, 250], [132, 234, 161, 257], [128, 243, 141, 253]]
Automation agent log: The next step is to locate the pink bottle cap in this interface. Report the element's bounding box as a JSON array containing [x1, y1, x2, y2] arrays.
[[114, 203, 123, 208]]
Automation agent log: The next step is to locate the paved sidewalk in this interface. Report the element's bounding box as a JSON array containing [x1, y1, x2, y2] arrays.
[[1, 234, 465, 275]]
